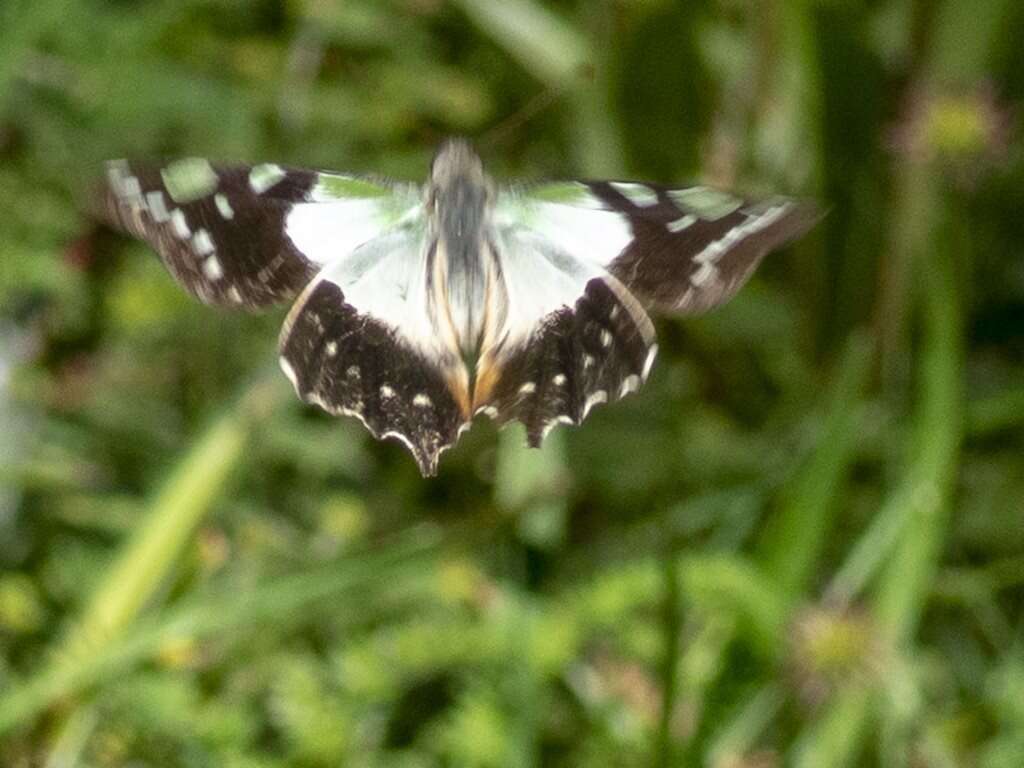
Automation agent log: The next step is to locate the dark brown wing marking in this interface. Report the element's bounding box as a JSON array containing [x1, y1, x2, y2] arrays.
[[473, 276, 656, 446], [99, 160, 320, 308], [585, 182, 820, 315], [279, 279, 470, 476]]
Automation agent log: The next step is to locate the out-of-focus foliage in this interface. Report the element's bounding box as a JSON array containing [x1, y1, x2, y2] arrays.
[[1, 0, 1023, 765]]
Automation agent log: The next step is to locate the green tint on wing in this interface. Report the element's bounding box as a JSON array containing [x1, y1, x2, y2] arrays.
[[312, 174, 394, 200], [527, 181, 605, 206], [308, 174, 423, 228], [667, 187, 744, 221], [494, 182, 634, 270]]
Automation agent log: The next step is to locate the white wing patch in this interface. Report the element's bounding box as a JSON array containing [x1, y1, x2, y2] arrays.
[[610, 182, 658, 207], [249, 164, 287, 194], [284, 181, 422, 267], [306, 228, 440, 356], [491, 227, 605, 349], [496, 185, 634, 271]]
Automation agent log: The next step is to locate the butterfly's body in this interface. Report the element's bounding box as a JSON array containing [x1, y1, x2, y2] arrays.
[[101, 139, 817, 475], [429, 140, 494, 357]]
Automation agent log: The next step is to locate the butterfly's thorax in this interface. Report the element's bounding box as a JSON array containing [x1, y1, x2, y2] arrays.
[[426, 140, 502, 362]]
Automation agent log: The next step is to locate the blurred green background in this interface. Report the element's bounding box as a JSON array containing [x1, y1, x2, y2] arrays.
[[1, 0, 1023, 765]]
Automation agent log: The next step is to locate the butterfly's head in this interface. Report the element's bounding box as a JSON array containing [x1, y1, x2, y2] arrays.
[[426, 137, 495, 247], [428, 138, 491, 197]]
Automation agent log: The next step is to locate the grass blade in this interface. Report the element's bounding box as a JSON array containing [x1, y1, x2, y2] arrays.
[[757, 331, 874, 609]]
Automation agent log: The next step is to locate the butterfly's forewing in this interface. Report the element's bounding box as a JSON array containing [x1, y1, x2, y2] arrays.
[[100, 159, 420, 308], [278, 229, 472, 477], [505, 181, 819, 315]]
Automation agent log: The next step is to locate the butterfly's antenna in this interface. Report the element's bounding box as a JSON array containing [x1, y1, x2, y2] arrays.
[[477, 63, 595, 153]]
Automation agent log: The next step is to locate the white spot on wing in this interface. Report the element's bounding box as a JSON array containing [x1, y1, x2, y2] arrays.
[[690, 262, 717, 287], [619, 374, 640, 398], [518, 382, 537, 395], [192, 228, 215, 256], [202, 256, 223, 280], [249, 163, 286, 194], [691, 203, 792, 265], [170, 209, 190, 239], [227, 286, 243, 304], [695, 240, 727, 264], [541, 413, 576, 440], [325, 341, 337, 357], [122, 176, 142, 203], [380, 385, 395, 399], [214, 194, 235, 220], [475, 405, 499, 419], [667, 214, 697, 233], [107, 160, 130, 195], [146, 191, 170, 223], [552, 374, 566, 386], [669, 187, 743, 220], [600, 329, 613, 348], [162, 158, 218, 203], [611, 181, 659, 207], [413, 393, 432, 407]]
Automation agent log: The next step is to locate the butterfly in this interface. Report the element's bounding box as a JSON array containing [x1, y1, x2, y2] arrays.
[[99, 139, 818, 476]]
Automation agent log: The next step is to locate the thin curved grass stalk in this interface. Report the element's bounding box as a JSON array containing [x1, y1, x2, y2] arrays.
[[12, 372, 284, 754], [57, 380, 278, 665], [758, 331, 874, 609]]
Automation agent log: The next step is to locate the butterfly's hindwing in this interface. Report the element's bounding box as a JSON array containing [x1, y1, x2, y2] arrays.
[[279, 278, 469, 477], [476, 276, 656, 445], [101, 159, 422, 309]]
